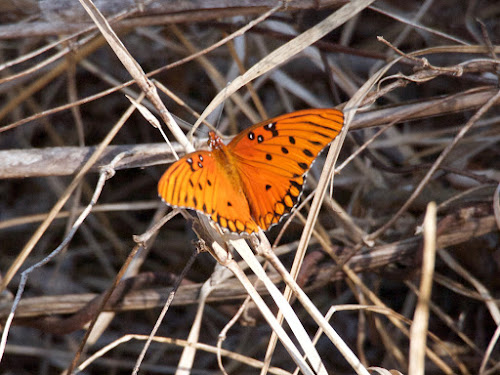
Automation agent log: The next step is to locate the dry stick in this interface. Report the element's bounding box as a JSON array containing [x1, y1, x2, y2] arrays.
[[192, 0, 378, 132], [292, 159, 460, 374], [261, 25, 391, 373], [2, 54, 496, 137], [0, 30, 98, 85], [174, 260, 235, 375], [439, 249, 500, 325], [0, 35, 107, 122], [3, 210, 495, 324], [0, 94, 139, 293], [367, 88, 500, 242], [77, 0, 189, 148], [226, 35, 268, 120], [0, 151, 131, 364], [0, 201, 160, 230], [0, 2, 285, 134], [226, 241, 317, 375], [77, 334, 293, 375], [0, 0, 158, 80], [131, 249, 199, 375], [216, 295, 254, 375], [369, 4, 470, 45], [493, 183, 500, 230], [1, 87, 497, 179], [77, 0, 282, 152], [0, 1, 339, 40], [338, 260, 455, 374], [408, 202, 437, 375], [182, 2, 375, 373], [229, 239, 330, 374], [404, 280, 487, 363], [254, 233, 370, 375], [325, 91, 468, 273], [168, 24, 260, 127], [480, 326, 500, 375], [66, 244, 142, 374], [208, 237, 320, 374], [76, 2, 314, 374]]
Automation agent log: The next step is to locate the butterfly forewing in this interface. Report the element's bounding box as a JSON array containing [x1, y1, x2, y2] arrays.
[[229, 109, 344, 230]]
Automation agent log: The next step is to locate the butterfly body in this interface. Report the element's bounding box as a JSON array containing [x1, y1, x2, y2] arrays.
[[158, 109, 344, 234]]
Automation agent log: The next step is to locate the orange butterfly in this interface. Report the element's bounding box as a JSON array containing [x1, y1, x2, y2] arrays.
[[158, 109, 344, 234]]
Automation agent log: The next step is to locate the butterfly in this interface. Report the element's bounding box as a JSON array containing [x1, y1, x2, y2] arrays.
[[158, 108, 344, 234]]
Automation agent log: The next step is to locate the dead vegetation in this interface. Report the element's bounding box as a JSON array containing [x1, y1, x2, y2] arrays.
[[0, 0, 499, 374]]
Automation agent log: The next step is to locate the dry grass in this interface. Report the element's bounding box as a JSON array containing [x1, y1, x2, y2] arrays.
[[0, 0, 499, 374]]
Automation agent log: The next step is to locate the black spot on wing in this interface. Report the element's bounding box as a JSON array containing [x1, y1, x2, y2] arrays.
[[314, 130, 334, 139], [266, 154, 272, 161], [308, 140, 322, 146], [263, 122, 279, 137], [265, 184, 271, 191], [281, 147, 289, 154], [186, 158, 195, 172], [298, 162, 308, 170], [303, 149, 313, 157], [300, 120, 342, 134]]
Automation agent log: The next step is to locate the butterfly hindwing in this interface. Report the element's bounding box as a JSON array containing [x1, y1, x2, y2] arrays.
[[158, 150, 258, 234], [236, 163, 305, 230]]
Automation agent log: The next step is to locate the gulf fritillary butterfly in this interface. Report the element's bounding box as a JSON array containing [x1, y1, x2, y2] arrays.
[[158, 108, 344, 234]]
